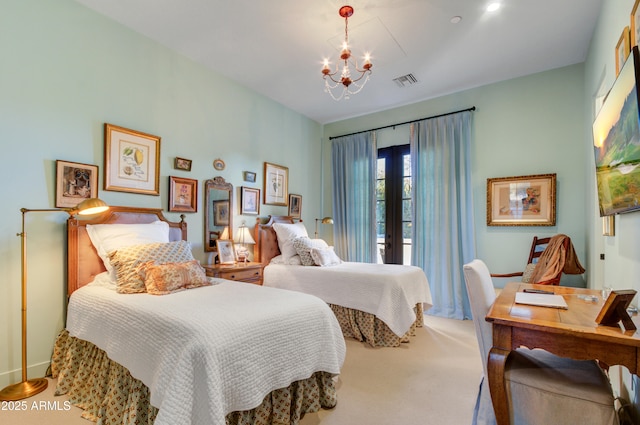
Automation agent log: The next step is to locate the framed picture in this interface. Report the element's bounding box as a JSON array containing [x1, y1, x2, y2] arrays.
[[213, 200, 230, 226], [596, 289, 637, 331], [216, 239, 236, 264], [288, 194, 302, 218], [616, 26, 631, 76], [244, 171, 256, 182], [632, 0, 640, 47], [104, 123, 161, 195], [174, 157, 192, 171], [168, 176, 197, 213], [241, 186, 260, 215], [263, 162, 288, 206], [213, 158, 225, 171], [55, 160, 99, 209], [486, 173, 556, 226]]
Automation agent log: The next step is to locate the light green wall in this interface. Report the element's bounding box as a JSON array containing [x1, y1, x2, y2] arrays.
[[323, 64, 587, 288], [0, 0, 322, 388]]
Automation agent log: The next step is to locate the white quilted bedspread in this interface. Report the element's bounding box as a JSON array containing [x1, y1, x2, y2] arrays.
[[66, 279, 346, 425], [263, 262, 432, 336]]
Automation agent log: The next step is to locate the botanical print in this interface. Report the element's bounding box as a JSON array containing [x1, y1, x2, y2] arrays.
[[268, 170, 284, 198], [119, 140, 150, 182], [176, 183, 191, 206]]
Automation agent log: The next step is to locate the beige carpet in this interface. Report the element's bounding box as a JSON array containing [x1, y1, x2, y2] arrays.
[[0, 315, 481, 425]]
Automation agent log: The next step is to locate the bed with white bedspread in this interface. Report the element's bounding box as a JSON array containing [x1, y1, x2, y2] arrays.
[[51, 206, 346, 425], [254, 216, 433, 347]]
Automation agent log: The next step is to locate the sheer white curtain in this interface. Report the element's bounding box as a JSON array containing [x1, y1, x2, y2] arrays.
[[411, 111, 475, 319], [331, 132, 377, 262]]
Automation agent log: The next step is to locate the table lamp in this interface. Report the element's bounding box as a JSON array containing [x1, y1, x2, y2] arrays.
[[0, 198, 109, 401], [234, 221, 256, 263]]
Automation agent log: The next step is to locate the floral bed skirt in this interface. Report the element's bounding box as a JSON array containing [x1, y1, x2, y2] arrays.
[[328, 303, 424, 347], [51, 330, 337, 425]]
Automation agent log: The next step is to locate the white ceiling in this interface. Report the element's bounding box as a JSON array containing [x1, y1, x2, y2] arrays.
[[74, 0, 603, 124]]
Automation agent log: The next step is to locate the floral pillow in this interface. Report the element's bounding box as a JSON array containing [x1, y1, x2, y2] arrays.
[[292, 237, 329, 266], [108, 240, 195, 294], [138, 260, 211, 295], [310, 246, 342, 267]]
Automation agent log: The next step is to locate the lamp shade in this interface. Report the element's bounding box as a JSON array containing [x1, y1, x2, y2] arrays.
[[235, 225, 256, 245], [74, 198, 109, 215]]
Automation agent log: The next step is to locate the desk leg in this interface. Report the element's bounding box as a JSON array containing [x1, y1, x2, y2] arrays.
[[488, 347, 510, 425]]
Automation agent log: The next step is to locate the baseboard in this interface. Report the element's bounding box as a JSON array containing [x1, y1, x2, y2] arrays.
[[0, 361, 51, 389]]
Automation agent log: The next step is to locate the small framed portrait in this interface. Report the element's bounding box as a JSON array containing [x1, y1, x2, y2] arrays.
[[213, 158, 226, 171], [168, 176, 197, 213], [596, 289, 637, 331], [288, 194, 302, 219], [244, 171, 256, 182], [55, 160, 99, 209], [216, 239, 236, 264], [241, 186, 260, 215], [213, 200, 230, 226], [174, 157, 192, 171]]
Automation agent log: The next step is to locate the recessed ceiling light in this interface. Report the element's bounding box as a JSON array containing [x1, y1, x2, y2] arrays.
[[450, 16, 462, 24], [487, 3, 501, 12]]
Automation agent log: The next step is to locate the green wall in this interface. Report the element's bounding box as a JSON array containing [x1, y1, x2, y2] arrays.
[[0, 0, 322, 388], [323, 64, 587, 288]]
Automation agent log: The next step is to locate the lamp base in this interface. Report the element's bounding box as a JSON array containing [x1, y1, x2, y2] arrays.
[[0, 378, 48, 401]]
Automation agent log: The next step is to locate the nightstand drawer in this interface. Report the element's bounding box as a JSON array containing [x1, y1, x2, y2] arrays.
[[203, 262, 264, 285], [220, 267, 262, 283]]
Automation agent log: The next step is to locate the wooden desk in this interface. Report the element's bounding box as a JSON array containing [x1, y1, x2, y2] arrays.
[[485, 282, 640, 425]]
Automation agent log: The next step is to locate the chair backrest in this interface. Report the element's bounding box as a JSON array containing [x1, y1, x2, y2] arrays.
[[463, 259, 497, 378], [527, 236, 551, 265]]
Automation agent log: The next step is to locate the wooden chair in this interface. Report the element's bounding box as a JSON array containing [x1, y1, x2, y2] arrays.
[[491, 235, 574, 286], [464, 259, 618, 425]]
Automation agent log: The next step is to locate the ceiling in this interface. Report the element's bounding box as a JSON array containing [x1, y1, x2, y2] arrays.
[[74, 0, 603, 124]]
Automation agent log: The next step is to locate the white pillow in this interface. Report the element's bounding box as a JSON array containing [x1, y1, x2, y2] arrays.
[[311, 246, 342, 267], [270, 254, 302, 266], [272, 222, 309, 261], [86, 221, 170, 278], [292, 237, 329, 266]]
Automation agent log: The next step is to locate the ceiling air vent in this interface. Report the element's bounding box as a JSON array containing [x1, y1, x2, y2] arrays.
[[393, 73, 418, 87]]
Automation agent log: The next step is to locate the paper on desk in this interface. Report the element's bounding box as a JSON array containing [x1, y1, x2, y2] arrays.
[[515, 292, 568, 309]]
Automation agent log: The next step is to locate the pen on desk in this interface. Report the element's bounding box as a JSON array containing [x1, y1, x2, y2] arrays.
[[523, 289, 555, 295]]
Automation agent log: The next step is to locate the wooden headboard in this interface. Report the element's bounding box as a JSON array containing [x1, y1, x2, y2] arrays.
[[253, 215, 298, 264], [67, 206, 187, 295]]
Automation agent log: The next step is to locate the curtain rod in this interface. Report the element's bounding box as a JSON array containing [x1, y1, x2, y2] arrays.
[[328, 106, 476, 140]]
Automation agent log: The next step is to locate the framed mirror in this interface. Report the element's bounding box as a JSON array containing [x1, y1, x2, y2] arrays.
[[204, 176, 233, 253]]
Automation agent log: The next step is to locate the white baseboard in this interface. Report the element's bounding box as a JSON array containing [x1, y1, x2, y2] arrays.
[[0, 361, 51, 389]]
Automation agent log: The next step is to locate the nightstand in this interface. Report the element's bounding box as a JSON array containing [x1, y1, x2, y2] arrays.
[[202, 262, 264, 285]]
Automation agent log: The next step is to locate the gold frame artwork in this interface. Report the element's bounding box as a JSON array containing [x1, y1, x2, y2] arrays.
[[616, 26, 631, 76], [487, 173, 556, 226], [263, 162, 289, 206], [55, 160, 99, 209], [104, 123, 161, 195], [168, 176, 197, 213]]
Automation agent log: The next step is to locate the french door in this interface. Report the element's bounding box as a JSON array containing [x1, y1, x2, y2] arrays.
[[376, 144, 412, 264]]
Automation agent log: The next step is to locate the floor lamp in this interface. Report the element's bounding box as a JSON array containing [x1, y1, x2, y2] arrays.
[[314, 217, 334, 239], [0, 198, 109, 401]]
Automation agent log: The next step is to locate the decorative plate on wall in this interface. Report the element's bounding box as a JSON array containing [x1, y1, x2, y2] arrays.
[[213, 158, 225, 171]]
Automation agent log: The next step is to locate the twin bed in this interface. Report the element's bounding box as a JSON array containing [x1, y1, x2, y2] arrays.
[[52, 207, 346, 425], [254, 216, 432, 347]]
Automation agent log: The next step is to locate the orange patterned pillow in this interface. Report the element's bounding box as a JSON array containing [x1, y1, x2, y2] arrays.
[[109, 240, 195, 294], [138, 260, 211, 295]]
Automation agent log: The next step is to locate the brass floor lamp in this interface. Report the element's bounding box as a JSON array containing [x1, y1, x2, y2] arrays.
[[0, 198, 108, 401], [314, 217, 334, 238]]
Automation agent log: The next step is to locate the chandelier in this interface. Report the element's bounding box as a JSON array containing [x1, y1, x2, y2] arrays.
[[321, 5, 372, 101]]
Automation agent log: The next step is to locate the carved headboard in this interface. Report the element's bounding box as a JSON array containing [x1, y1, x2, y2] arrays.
[[253, 215, 299, 264], [67, 206, 187, 295]]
